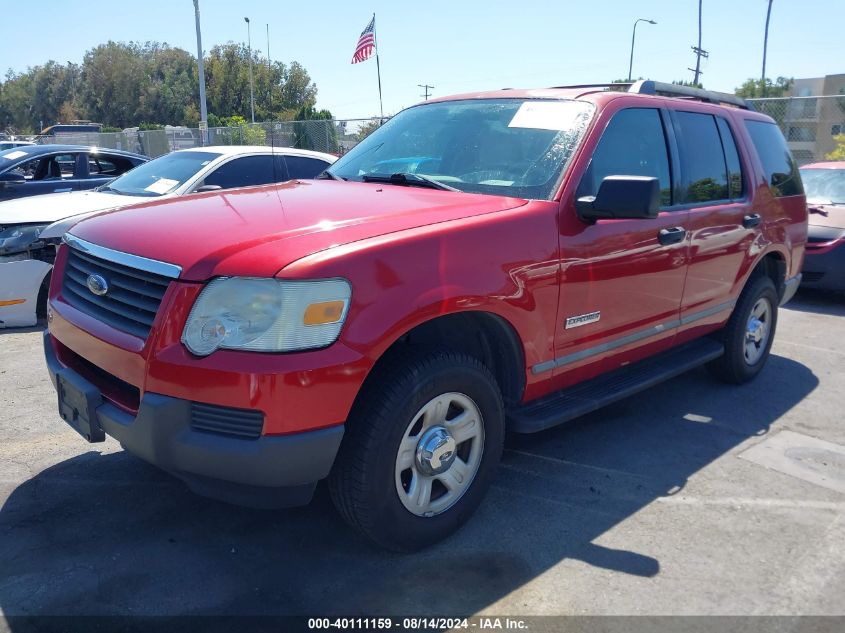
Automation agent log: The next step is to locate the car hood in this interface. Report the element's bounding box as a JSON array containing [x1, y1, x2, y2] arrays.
[[808, 203, 845, 230], [0, 190, 141, 226], [68, 180, 529, 280]]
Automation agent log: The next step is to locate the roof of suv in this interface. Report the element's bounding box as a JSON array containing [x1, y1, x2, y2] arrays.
[[422, 80, 765, 118]]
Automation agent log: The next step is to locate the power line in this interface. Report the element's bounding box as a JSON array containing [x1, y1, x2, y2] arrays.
[[418, 84, 434, 100]]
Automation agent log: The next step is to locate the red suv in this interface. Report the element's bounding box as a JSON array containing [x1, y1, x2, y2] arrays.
[[43, 81, 806, 550]]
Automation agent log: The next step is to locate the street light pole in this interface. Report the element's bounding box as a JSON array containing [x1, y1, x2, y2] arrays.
[[761, 0, 773, 97], [193, 0, 208, 144], [628, 18, 657, 82], [244, 16, 256, 123]]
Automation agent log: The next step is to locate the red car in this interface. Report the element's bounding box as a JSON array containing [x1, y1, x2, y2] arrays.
[[799, 161, 845, 291], [43, 81, 806, 550]]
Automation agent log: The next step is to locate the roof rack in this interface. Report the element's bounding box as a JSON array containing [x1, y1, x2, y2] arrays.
[[630, 80, 750, 109], [549, 80, 750, 110]]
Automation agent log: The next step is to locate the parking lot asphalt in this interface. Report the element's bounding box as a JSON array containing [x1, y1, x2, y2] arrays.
[[1, 289, 844, 619]]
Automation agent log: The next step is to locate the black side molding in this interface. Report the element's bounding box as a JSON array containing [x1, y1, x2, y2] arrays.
[[507, 338, 725, 434]]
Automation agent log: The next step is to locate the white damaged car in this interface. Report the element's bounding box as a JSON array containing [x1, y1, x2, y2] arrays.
[[0, 145, 336, 327]]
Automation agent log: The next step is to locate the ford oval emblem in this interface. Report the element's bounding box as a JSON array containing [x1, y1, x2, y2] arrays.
[[86, 274, 109, 296]]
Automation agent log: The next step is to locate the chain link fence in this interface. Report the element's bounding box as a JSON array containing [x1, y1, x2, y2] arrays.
[[34, 118, 384, 158], [747, 95, 845, 165], [32, 95, 845, 166]]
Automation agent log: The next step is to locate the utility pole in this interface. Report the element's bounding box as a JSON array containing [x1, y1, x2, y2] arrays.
[[193, 0, 208, 144], [418, 84, 434, 100], [761, 0, 773, 97], [244, 16, 256, 123], [690, 0, 708, 86]]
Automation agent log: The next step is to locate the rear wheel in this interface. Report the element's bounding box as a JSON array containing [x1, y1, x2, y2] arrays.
[[707, 275, 778, 384], [328, 351, 504, 551]]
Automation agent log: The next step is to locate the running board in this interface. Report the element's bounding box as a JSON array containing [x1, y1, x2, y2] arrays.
[[507, 338, 725, 434]]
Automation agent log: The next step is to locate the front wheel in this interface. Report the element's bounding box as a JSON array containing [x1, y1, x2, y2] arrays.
[[707, 275, 779, 384], [328, 351, 504, 551]]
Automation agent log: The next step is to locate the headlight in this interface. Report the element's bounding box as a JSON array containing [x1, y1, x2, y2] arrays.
[[0, 224, 48, 256], [182, 277, 352, 356]]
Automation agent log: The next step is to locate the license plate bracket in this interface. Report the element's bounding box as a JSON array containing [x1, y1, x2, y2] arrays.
[[57, 371, 105, 443]]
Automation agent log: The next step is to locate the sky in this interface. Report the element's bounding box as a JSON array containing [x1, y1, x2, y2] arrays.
[[1, 0, 843, 121]]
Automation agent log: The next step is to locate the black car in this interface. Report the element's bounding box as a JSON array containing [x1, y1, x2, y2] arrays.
[[0, 145, 147, 202]]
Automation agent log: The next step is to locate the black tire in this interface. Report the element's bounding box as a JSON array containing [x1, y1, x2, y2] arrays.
[[36, 271, 51, 320], [328, 350, 504, 551], [707, 275, 779, 384]]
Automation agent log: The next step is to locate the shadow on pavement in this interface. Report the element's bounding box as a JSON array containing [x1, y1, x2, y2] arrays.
[[0, 355, 817, 616], [784, 288, 845, 316], [0, 323, 44, 337]]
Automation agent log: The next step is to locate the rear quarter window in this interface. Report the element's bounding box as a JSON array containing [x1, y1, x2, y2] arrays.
[[744, 120, 803, 197]]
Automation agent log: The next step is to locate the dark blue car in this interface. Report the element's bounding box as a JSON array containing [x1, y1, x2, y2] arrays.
[[0, 145, 147, 202]]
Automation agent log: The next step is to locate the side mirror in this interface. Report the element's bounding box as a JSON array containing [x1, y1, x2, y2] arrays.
[[576, 175, 660, 222], [193, 184, 222, 194], [0, 172, 26, 188]]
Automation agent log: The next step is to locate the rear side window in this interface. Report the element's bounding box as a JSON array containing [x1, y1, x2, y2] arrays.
[[282, 155, 331, 179], [716, 118, 744, 199], [674, 112, 729, 203], [744, 120, 803, 197], [88, 155, 135, 177], [202, 155, 277, 190], [577, 108, 672, 206]]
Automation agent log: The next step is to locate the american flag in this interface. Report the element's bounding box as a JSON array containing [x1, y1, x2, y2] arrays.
[[351, 16, 376, 64]]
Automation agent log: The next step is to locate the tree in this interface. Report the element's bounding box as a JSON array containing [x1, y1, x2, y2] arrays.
[[0, 39, 320, 131], [292, 105, 337, 152], [827, 134, 845, 161], [672, 79, 703, 89], [355, 119, 383, 142], [735, 76, 793, 98]]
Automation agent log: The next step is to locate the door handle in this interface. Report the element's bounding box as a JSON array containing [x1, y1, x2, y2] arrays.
[[658, 226, 686, 245], [53, 188, 73, 193], [743, 213, 761, 228]]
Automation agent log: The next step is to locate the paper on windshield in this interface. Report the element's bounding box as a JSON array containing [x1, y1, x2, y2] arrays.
[[144, 178, 179, 194], [508, 101, 586, 132], [1, 150, 29, 160]]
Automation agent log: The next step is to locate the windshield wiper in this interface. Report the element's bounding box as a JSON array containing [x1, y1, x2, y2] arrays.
[[361, 172, 459, 192], [317, 170, 346, 181]]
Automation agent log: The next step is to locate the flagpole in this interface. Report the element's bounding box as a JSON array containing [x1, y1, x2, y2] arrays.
[[373, 13, 384, 120]]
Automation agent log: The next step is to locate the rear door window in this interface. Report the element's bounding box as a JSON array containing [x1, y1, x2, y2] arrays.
[[716, 118, 744, 199], [88, 154, 135, 177], [577, 108, 673, 206], [202, 155, 277, 190], [674, 112, 729, 204], [282, 155, 332, 179], [744, 120, 803, 197]]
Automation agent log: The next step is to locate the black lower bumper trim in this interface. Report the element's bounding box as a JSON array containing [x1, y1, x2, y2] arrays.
[[44, 331, 344, 508]]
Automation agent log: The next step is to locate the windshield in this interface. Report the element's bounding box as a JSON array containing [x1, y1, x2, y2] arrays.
[[329, 99, 595, 200], [104, 151, 220, 197], [800, 167, 845, 205]]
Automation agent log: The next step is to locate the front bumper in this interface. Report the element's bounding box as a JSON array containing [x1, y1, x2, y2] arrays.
[[44, 331, 345, 508], [802, 239, 845, 291]]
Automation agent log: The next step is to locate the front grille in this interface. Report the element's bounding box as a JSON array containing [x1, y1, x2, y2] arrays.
[[191, 403, 265, 439], [802, 271, 825, 283], [62, 247, 171, 339]]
